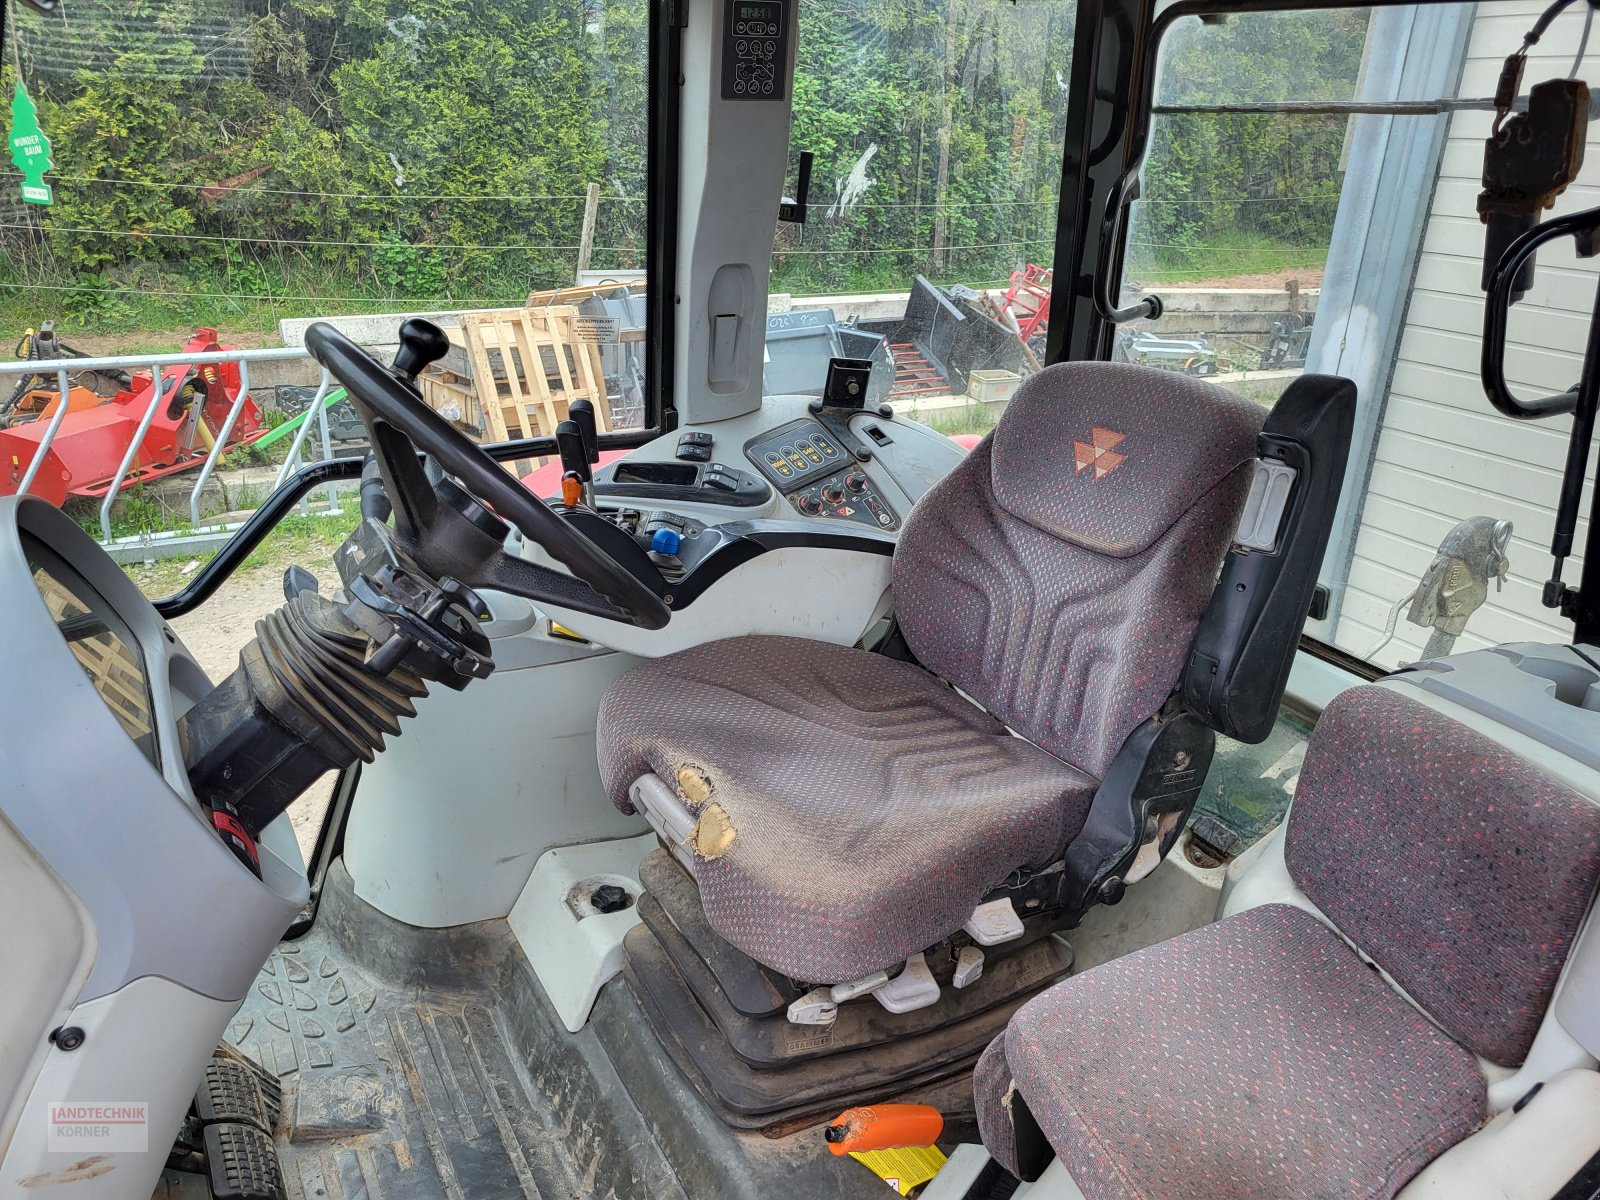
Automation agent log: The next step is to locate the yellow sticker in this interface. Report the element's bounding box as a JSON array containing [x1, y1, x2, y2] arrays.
[[848, 1145, 947, 1196]]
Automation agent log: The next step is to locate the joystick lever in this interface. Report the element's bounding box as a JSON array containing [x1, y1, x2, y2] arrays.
[[391, 318, 451, 385], [556, 418, 593, 508]]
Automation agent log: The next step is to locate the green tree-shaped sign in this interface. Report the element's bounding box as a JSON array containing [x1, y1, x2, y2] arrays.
[[9, 81, 54, 205]]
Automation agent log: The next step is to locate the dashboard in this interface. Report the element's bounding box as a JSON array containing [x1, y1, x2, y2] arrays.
[[513, 392, 967, 654]]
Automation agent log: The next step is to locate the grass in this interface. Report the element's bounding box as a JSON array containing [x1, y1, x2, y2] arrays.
[[0, 254, 582, 343], [120, 508, 363, 598], [1127, 226, 1327, 285], [911, 401, 1000, 439]]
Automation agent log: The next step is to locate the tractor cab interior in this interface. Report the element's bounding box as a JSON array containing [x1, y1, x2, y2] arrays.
[[3, 0, 1600, 1198]]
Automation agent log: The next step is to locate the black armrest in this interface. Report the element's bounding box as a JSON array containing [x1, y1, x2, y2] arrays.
[[1182, 374, 1356, 744]]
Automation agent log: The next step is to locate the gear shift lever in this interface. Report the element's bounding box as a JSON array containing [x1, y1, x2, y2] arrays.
[[391, 318, 451, 384]]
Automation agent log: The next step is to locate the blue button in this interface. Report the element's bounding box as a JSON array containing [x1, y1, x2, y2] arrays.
[[651, 528, 682, 556]]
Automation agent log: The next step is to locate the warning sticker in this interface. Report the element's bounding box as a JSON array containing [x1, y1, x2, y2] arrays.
[[572, 315, 621, 344], [849, 1145, 946, 1196]]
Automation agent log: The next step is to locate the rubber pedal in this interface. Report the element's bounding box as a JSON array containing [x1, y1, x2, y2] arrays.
[[203, 1122, 286, 1200], [195, 1058, 273, 1133], [212, 1043, 284, 1127]]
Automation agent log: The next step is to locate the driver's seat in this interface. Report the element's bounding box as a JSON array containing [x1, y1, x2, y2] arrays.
[[597, 362, 1268, 985]]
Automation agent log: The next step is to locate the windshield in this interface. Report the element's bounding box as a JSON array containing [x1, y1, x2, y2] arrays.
[[2, 0, 653, 424], [1118, 1, 1593, 670]]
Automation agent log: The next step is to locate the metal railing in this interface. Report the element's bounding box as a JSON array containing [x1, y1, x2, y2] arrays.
[[0, 345, 346, 541]]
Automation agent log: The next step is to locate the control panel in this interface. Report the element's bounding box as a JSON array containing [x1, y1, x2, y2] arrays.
[[744, 418, 899, 530], [721, 0, 787, 101]]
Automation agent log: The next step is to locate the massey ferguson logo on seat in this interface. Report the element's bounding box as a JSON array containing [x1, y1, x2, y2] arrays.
[[1073, 427, 1127, 479]]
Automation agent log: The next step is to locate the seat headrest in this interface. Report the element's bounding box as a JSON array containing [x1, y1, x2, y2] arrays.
[[990, 362, 1266, 558]]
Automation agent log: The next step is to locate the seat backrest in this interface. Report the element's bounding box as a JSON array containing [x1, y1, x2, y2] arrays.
[[1284, 684, 1600, 1067], [892, 361, 1264, 778]]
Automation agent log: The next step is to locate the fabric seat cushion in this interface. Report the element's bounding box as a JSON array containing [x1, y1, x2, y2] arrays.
[[597, 634, 1096, 982], [999, 903, 1486, 1200], [1284, 685, 1600, 1067], [973, 1035, 1024, 1179], [893, 362, 1265, 778]]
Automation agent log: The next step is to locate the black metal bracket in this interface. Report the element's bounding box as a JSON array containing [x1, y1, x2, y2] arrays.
[[779, 151, 813, 224]]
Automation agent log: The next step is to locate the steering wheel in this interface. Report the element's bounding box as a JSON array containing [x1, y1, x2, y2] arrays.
[[304, 319, 671, 630]]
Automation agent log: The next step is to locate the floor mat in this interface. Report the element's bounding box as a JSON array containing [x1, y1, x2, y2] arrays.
[[221, 860, 932, 1200], [229, 929, 589, 1199]]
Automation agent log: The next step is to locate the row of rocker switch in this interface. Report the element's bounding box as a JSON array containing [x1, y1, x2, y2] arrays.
[[677, 430, 714, 462]]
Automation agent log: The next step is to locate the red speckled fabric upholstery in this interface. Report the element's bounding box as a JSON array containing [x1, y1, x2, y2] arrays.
[[597, 636, 1096, 981], [992, 904, 1486, 1199], [597, 363, 1263, 978], [973, 1035, 1021, 1179], [1285, 685, 1600, 1067], [893, 363, 1263, 777]]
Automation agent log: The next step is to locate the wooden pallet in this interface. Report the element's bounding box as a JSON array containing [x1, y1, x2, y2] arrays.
[[35, 570, 153, 742], [419, 306, 611, 448], [524, 281, 642, 308]]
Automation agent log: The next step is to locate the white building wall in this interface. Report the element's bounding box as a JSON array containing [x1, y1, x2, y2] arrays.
[[1332, 0, 1598, 666]]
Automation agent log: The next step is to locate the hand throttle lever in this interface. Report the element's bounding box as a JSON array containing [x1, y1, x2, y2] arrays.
[[555, 418, 592, 507], [569, 398, 600, 465]]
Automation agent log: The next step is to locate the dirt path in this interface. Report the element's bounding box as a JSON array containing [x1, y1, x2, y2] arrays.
[[1149, 267, 1325, 291]]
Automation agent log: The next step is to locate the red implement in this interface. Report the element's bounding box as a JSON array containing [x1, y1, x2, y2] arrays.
[[1000, 263, 1053, 341], [0, 329, 265, 506]]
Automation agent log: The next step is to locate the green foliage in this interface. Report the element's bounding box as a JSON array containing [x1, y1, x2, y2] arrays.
[[1127, 9, 1368, 283], [1, 0, 1364, 333]]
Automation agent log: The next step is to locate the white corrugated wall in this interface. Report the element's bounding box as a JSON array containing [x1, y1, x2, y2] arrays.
[[1332, 1, 1598, 666]]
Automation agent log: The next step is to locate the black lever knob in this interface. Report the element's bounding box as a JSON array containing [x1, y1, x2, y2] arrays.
[[555, 419, 591, 482], [569, 398, 599, 464], [391, 318, 451, 383]]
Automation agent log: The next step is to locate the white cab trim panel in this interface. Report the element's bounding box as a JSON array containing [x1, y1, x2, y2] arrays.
[[0, 813, 96, 1164], [1, 977, 233, 1200], [509, 833, 656, 1032], [346, 639, 647, 928], [538, 544, 893, 657], [1398, 1069, 1600, 1198]]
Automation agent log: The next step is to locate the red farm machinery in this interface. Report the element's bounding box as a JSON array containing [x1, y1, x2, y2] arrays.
[[0, 327, 267, 509]]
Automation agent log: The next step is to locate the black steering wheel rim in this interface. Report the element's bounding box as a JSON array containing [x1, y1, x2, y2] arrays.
[[303, 320, 670, 630]]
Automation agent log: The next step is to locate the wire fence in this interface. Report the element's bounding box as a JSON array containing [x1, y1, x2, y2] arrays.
[[0, 173, 1334, 321]]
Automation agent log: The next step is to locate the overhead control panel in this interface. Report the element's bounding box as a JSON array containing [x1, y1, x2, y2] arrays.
[[744, 418, 899, 530], [721, 0, 788, 101]]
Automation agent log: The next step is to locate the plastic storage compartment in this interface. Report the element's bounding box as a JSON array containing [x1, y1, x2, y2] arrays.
[[1400, 642, 1600, 771]]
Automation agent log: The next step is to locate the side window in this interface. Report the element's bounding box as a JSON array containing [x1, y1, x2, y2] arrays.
[[1122, 8, 1372, 391], [2, 0, 654, 607], [25, 534, 157, 767], [1120, 3, 1588, 671]]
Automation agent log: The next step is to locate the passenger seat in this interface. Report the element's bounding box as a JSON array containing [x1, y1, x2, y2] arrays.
[[972, 683, 1600, 1198]]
